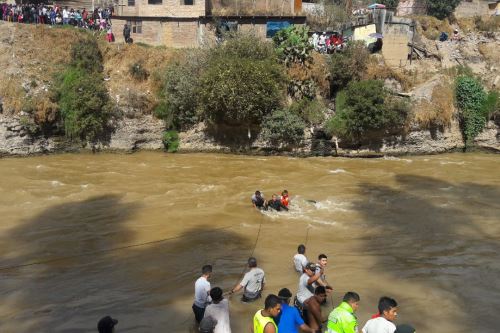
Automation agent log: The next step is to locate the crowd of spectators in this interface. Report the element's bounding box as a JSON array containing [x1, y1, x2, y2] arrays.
[[1, 3, 114, 39]]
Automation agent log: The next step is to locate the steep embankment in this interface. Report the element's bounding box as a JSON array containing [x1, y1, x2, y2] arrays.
[[0, 21, 498, 157]]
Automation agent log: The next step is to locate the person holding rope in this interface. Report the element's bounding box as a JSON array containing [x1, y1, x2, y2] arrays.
[[314, 254, 333, 299], [276, 288, 316, 333], [229, 257, 265, 303], [193, 265, 213, 323], [304, 286, 328, 333]]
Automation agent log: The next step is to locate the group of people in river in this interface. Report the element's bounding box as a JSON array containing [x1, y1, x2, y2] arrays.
[[192, 239, 416, 333], [252, 190, 290, 212]]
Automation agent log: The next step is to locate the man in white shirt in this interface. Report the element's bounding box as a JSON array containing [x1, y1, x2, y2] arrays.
[[230, 257, 265, 302], [296, 262, 321, 305], [362, 296, 398, 333], [193, 264, 213, 323], [204, 287, 231, 333], [293, 244, 308, 274]]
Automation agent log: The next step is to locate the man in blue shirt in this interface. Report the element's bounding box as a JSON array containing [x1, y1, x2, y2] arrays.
[[276, 288, 315, 333]]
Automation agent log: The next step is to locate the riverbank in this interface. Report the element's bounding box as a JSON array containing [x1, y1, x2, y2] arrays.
[[1, 112, 499, 157], [0, 22, 498, 158]]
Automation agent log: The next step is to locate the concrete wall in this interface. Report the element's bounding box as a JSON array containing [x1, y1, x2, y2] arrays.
[[381, 18, 414, 68]]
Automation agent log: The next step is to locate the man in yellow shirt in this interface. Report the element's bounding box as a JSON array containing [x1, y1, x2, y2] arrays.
[[253, 294, 282, 333]]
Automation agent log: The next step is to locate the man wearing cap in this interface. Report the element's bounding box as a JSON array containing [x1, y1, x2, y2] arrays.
[[296, 262, 321, 306], [277, 288, 315, 333], [230, 257, 265, 302], [193, 264, 213, 323], [97, 316, 118, 333]]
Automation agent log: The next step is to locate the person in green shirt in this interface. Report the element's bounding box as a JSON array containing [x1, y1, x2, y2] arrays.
[[327, 291, 360, 333]]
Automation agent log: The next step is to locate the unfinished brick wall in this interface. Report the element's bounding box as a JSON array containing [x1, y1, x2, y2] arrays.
[[119, 0, 206, 17]]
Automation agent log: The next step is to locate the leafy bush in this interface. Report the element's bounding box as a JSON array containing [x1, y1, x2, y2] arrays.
[[162, 130, 179, 152], [155, 52, 206, 129], [455, 75, 487, 147], [260, 108, 305, 146], [55, 68, 114, 143], [199, 35, 285, 127], [70, 38, 103, 73], [480, 90, 499, 121], [329, 42, 369, 94], [53, 37, 114, 144], [273, 25, 313, 66], [427, 0, 461, 20], [129, 61, 149, 81], [326, 80, 408, 141], [289, 98, 327, 125]]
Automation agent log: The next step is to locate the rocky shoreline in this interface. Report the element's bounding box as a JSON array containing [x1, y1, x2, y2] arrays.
[[1, 114, 498, 158]]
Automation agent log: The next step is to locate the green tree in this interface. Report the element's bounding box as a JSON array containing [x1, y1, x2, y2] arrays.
[[273, 25, 313, 66], [329, 42, 370, 94], [455, 75, 488, 148], [155, 51, 206, 129], [326, 80, 408, 141], [260, 108, 305, 146], [199, 34, 285, 127], [56, 68, 114, 143], [53, 36, 115, 144], [427, 0, 461, 20]]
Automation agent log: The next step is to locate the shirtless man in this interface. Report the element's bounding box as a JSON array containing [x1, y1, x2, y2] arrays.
[[304, 286, 328, 333]]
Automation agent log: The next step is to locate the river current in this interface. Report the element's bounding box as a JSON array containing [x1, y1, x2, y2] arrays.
[[0, 152, 499, 332]]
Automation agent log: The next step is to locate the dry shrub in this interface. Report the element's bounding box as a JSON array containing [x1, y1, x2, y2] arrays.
[[0, 79, 25, 114], [478, 43, 500, 63], [287, 53, 330, 98], [364, 58, 415, 91], [34, 97, 59, 126], [457, 17, 476, 33], [414, 15, 452, 40], [413, 81, 455, 128], [474, 15, 500, 32]]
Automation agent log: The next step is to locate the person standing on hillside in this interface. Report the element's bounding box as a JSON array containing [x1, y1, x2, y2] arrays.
[[230, 257, 265, 302], [193, 265, 213, 323], [123, 23, 131, 43]]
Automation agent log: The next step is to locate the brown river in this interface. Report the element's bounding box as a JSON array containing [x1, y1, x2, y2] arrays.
[[0, 152, 499, 332]]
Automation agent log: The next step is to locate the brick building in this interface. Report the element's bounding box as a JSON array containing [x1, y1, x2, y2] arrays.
[[112, 0, 306, 47]]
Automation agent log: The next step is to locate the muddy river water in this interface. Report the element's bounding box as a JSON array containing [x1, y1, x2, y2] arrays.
[[0, 152, 499, 332]]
